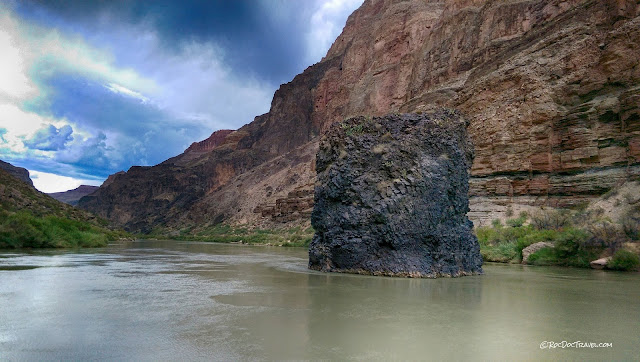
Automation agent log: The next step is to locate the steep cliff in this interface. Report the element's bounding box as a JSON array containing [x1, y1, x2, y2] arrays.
[[80, 0, 640, 232], [310, 0, 640, 225], [0, 160, 33, 188]]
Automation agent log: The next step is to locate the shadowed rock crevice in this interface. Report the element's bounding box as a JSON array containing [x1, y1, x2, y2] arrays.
[[309, 111, 483, 278]]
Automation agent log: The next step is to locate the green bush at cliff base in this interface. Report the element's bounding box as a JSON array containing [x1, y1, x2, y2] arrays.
[[476, 213, 611, 267], [526, 228, 600, 267], [476, 221, 560, 263], [153, 224, 314, 247], [0, 210, 122, 249], [607, 249, 640, 271]]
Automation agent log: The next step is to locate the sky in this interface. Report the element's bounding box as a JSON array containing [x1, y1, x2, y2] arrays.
[[0, 0, 363, 193]]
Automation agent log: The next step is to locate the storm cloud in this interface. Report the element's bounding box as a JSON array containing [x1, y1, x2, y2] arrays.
[[0, 0, 364, 192], [23, 124, 73, 151]]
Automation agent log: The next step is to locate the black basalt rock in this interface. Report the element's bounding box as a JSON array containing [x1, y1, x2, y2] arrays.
[[309, 110, 483, 277]]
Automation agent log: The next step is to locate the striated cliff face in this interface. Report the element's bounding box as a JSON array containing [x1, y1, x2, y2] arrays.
[[310, 0, 640, 225], [81, 0, 640, 232]]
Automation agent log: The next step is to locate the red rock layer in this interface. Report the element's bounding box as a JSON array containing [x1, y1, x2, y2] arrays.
[[80, 0, 640, 231], [184, 129, 234, 154]]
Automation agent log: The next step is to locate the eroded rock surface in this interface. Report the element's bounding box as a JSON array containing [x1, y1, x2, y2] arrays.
[[81, 0, 640, 233], [309, 111, 483, 277]]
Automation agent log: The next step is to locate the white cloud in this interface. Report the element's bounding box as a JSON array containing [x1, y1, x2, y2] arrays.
[[105, 83, 149, 103], [306, 0, 364, 64], [30, 170, 101, 193], [0, 10, 156, 98], [0, 102, 90, 154], [0, 103, 57, 153], [0, 27, 35, 101], [110, 33, 274, 131]]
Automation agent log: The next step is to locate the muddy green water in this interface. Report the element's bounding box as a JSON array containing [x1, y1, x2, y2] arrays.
[[0, 240, 638, 361]]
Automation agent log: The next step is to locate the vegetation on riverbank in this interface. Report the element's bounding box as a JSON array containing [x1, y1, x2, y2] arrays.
[[0, 210, 125, 248], [0, 168, 127, 249], [476, 207, 640, 271], [146, 224, 314, 247]]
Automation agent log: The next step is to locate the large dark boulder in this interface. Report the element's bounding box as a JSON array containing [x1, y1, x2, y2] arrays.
[[309, 111, 483, 277]]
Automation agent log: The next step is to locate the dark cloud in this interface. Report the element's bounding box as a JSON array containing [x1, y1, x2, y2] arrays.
[[23, 124, 73, 151], [3, 0, 362, 185], [15, 0, 313, 85], [55, 131, 111, 175]]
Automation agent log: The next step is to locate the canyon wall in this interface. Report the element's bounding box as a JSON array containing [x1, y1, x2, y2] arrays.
[[80, 0, 640, 232]]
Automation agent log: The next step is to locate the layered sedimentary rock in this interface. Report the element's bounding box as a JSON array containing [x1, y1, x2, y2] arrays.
[[312, 0, 640, 225], [309, 112, 483, 277], [81, 0, 640, 232], [253, 184, 314, 223]]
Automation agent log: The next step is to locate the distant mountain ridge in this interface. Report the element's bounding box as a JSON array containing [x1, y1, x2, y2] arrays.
[[48, 185, 99, 206]]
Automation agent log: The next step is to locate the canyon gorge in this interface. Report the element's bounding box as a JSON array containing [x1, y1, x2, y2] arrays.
[[78, 0, 640, 233]]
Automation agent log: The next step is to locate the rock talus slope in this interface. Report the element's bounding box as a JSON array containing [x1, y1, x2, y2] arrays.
[[80, 0, 640, 232], [309, 112, 483, 277]]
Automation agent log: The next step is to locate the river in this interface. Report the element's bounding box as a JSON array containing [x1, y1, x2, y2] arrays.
[[0, 240, 638, 360]]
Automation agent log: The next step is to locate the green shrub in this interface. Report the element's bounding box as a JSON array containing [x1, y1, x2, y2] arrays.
[[621, 207, 640, 241], [554, 228, 600, 267], [480, 242, 518, 263], [607, 249, 640, 271], [514, 229, 557, 260], [527, 247, 556, 266], [491, 219, 503, 228], [553, 228, 589, 258], [476, 205, 637, 270], [475, 226, 497, 246], [0, 210, 114, 249], [524, 228, 600, 268], [530, 209, 572, 230], [506, 215, 526, 228], [585, 220, 627, 253]]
